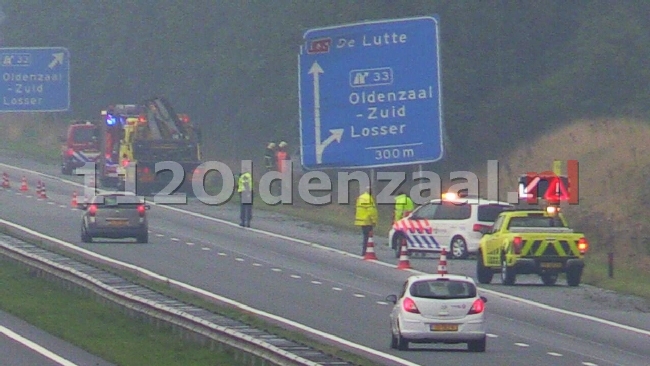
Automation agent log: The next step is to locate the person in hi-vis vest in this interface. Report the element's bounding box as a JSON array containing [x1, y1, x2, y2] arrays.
[[237, 167, 253, 228], [355, 186, 378, 256], [393, 189, 415, 223]]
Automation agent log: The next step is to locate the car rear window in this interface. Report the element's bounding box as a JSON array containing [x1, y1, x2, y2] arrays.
[[477, 204, 512, 222], [410, 279, 477, 299], [94, 195, 143, 206], [507, 216, 565, 228]]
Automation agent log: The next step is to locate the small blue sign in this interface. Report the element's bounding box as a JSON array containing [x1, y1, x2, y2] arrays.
[[299, 16, 443, 170], [0, 47, 70, 112]]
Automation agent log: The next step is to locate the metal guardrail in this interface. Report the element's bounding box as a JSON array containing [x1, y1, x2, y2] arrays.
[[0, 231, 356, 366]]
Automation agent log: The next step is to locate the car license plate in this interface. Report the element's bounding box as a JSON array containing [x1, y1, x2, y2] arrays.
[[430, 324, 458, 332], [108, 220, 128, 227], [540, 262, 562, 269]]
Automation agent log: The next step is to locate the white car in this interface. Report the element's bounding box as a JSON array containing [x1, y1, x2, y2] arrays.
[[388, 195, 513, 259], [386, 273, 488, 352]]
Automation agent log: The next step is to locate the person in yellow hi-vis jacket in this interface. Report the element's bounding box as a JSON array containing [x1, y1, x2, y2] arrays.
[[237, 167, 254, 227], [355, 186, 378, 256], [393, 189, 415, 223]]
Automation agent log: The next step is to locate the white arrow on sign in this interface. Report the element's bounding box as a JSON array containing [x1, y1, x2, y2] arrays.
[[309, 61, 343, 164], [48, 52, 64, 69]]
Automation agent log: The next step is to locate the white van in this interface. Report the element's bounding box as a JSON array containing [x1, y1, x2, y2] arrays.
[[388, 195, 513, 259]]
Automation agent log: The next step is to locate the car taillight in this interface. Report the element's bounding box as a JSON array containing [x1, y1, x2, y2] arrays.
[[513, 236, 523, 254], [468, 298, 485, 315], [137, 204, 146, 217], [121, 158, 129, 167], [66, 148, 74, 157], [473, 223, 490, 232], [578, 237, 589, 254], [402, 297, 420, 314], [88, 204, 97, 216]]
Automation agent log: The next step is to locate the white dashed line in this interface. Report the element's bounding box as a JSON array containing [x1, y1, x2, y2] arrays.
[[311, 281, 322, 285], [59, 205, 66, 208], [486, 333, 498, 338], [290, 275, 301, 279], [547, 352, 563, 357], [271, 268, 282, 272], [155, 234, 164, 237], [582, 362, 598, 366], [170, 238, 179, 242], [332, 287, 342, 291], [353, 294, 365, 298], [201, 247, 211, 251], [514, 343, 529, 347], [376, 301, 388, 305], [218, 252, 227, 256], [235, 258, 244, 262], [252, 263, 262, 267], [47, 202, 54, 205], [185, 242, 194, 246]]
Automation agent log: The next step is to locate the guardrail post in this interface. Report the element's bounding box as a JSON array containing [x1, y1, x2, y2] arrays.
[[607, 252, 614, 278]]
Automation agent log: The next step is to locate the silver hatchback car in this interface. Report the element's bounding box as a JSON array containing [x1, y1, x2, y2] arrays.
[[386, 274, 487, 352], [79, 192, 150, 243]]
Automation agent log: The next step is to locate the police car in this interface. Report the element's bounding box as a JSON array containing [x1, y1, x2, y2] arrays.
[[388, 193, 513, 259]]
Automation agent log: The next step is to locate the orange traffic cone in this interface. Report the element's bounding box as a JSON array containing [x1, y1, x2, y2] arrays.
[[363, 230, 378, 261], [396, 237, 411, 270], [438, 248, 448, 275], [40, 181, 47, 199], [20, 176, 28, 192], [1, 172, 9, 189], [71, 191, 78, 208]]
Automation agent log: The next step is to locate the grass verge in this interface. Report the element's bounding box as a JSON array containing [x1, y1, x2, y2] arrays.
[[582, 253, 650, 299], [0, 257, 242, 366]]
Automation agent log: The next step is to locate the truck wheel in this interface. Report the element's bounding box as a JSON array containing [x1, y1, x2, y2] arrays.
[[541, 274, 558, 286], [501, 258, 516, 285], [476, 254, 493, 284], [450, 236, 469, 259], [566, 267, 582, 287]]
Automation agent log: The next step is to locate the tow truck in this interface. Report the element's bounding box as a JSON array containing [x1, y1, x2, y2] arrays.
[[97, 98, 202, 196]]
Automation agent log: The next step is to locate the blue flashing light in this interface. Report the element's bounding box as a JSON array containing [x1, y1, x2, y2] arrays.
[[106, 114, 116, 126]]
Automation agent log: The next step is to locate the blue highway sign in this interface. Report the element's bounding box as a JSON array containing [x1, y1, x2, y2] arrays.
[[0, 47, 70, 112], [299, 16, 443, 169]]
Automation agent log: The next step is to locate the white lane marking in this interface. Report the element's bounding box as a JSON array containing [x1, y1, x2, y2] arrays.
[[201, 247, 210, 251], [218, 252, 227, 256], [155, 234, 164, 237], [311, 281, 322, 285], [376, 301, 388, 305], [353, 294, 365, 298], [332, 287, 342, 291], [186, 242, 195, 246], [170, 238, 179, 242], [252, 263, 262, 267], [582, 362, 599, 366], [235, 258, 244, 262], [47, 202, 54, 205], [59, 205, 66, 208], [290, 275, 301, 279], [0, 217, 449, 366], [153, 201, 650, 338], [547, 352, 563, 357], [0, 325, 79, 366], [271, 268, 282, 272], [486, 333, 498, 338], [514, 342, 529, 347]]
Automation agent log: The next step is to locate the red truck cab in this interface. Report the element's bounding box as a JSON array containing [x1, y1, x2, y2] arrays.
[[60, 121, 100, 175]]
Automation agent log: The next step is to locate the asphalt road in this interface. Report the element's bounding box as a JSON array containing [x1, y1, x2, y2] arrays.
[[0, 309, 114, 366], [0, 155, 649, 366]]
